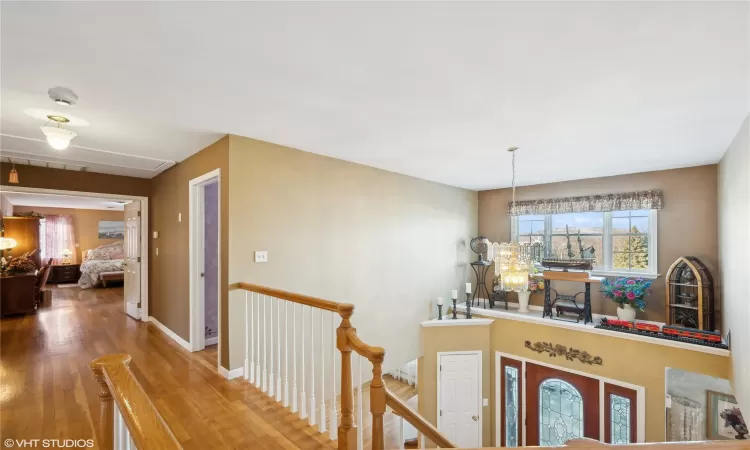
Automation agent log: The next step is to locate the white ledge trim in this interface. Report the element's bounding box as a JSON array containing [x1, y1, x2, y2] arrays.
[[421, 318, 493, 327], [455, 303, 729, 357]]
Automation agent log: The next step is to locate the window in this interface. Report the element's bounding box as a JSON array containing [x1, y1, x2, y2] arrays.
[[539, 378, 584, 446], [604, 383, 637, 444], [512, 209, 657, 277]]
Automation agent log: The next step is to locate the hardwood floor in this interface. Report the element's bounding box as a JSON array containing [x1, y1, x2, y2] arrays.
[[0, 286, 418, 449]]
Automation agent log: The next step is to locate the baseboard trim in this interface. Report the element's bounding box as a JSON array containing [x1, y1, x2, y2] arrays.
[[204, 336, 218, 346], [149, 316, 193, 352], [219, 366, 244, 380]]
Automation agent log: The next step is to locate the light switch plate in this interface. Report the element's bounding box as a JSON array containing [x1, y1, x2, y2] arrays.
[[178, 213, 182, 222], [254, 251, 268, 263], [482, 398, 489, 407], [153, 231, 159, 239], [156, 248, 159, 256]]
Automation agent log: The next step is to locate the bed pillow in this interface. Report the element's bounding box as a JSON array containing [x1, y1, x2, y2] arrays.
[[88, 245, 124, 261]]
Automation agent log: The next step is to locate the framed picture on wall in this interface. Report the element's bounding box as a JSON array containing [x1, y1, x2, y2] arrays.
[[98, 221, 125, 239], [707, 390, 748, 440]]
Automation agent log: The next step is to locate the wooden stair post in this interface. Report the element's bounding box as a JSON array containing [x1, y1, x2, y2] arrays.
[[369, 352, 386, 450], [90, 353, 131, 450], [337, 304, 357, 450]]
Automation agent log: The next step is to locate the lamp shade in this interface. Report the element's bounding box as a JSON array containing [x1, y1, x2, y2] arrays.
[[0, 237, 18, 250], [41, 126, 77, 150]]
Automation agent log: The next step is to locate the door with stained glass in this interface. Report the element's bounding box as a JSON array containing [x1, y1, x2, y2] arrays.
[[525, 363, 600, 446]]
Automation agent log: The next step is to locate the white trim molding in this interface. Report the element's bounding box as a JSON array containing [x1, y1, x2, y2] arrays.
[[219, 366, 245, 380], [421, 318, 493, 327], [149, 316, 193, 352]]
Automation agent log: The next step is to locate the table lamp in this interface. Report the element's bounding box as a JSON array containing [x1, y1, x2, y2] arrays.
[[61, 249, 73, 265]]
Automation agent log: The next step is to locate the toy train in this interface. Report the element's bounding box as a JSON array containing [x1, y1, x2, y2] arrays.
[[597, 318, 727, 349]]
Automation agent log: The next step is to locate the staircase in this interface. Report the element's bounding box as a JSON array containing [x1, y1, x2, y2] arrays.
[[87, 283, 750, 449]]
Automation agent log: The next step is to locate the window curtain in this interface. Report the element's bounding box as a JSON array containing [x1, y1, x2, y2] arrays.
[[42, 215, 75, 264], [507, 190, 663, 216]]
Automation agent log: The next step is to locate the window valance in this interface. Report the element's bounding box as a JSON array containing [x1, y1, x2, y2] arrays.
[[507, 190, 662, 216]]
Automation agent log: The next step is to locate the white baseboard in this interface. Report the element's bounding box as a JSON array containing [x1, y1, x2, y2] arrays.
[[219, 366, 244, 380], [204, 336, 218, 346], [149, 316, 193, 352]]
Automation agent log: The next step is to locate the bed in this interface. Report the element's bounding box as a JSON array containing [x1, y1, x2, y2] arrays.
[[78, 242, 125, 289]]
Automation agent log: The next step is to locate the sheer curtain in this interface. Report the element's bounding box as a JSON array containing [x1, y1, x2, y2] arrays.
[[41, 215, 76, 264]]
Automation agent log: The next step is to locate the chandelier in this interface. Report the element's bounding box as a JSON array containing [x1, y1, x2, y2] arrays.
[[492, 147, 538, 292]]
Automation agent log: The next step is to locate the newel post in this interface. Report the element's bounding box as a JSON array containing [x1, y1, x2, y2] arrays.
[[337, 304, 357, 450], [369, 348, 387, 450], [89, 354, 131, 450]]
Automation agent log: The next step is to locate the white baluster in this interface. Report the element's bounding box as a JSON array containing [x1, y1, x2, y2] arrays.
[[357, 354, 363, 450], [398, 415, 404, 449], [255, 292, 261, 388], [284, 300, 290, 407], [263, 295, 268, 393], [244, 291, 250, 381], [309, 307, 316, 426], [277, 299, 282, 402], [329, 311, 338, 441], [319, 308, 326, 433], [114, 405, 127, 450], [269, 297, 275, 398], [292, 303, 298, 413], [300, 306, 307, 419]]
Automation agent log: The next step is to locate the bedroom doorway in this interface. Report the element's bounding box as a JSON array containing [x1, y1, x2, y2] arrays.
[[188, 169, 221, 356]]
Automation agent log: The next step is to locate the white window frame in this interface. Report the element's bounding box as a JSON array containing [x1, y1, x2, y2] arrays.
[[512, 210, 658, 279]]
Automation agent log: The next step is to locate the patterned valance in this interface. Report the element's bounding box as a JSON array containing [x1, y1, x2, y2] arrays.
[[507, 190, 662, 216]]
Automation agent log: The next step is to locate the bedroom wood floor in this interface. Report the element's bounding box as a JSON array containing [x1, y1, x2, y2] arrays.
[[0, 286, 416, 449]]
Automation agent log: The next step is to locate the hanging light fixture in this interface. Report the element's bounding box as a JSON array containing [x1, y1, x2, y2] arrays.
[[493, 147, 534, 292], [8, 162, 19, 184], [41, 115, 77, 150]]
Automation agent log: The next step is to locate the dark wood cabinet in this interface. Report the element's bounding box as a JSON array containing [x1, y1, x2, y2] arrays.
[[2, 217, 42, 268], [49, 264, 81, 284], [0, 273, 38, 316]]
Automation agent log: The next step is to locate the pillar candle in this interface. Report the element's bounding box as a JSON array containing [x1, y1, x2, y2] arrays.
[[437, 297, 443, 306], [451, 290, 458, 300], [465, 282, 472, 294]]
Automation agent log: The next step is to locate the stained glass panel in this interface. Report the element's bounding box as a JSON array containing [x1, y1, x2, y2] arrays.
[[504, 366, 519, 447], [610, 394, 631, 444], [539, 378, 584, 446]]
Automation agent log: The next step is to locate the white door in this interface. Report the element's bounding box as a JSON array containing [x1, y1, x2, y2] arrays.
[[124, 201, 141, 319], [439, 352, 481, 448]]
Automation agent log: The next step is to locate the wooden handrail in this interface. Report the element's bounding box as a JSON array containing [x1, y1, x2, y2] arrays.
[[346, 328, 385, 361], [233, 282, 351, 313], [90, 354, 182, 450], [385, 389, 458, 448], [556, 439, 750, 449]]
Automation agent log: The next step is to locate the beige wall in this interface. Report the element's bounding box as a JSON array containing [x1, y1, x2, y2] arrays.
[[419, 324, 492, 447], [227, 135, 478, 372], [149, 136, 229, 366], [418, 317, 731, 445], [12, 206, 125, 262], [718, 115, 749, 413], [478, 165, 720, 323]]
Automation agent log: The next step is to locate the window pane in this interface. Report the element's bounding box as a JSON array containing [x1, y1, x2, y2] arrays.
[[531, 221, 545, 234], [519, 220, 532, 234], [613, 236, 630, 253], [505, 366, 519, 447], [613, 252, 630, 269], [610, 394, 631, 444], [612, 210, 630, 217], [551, 213, 603, 234], [631, 253, 648, 270], [612, 218, 630, 233], [539, 379, 584, 446], [550, 235, 603, 267], [630, 217, 648, 233]]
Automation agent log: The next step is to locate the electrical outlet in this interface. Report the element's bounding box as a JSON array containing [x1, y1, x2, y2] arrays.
[[254, 251, 268, 263]]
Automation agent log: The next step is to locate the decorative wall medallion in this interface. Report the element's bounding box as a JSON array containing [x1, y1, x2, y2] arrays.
[[524, 340, 603, 365]]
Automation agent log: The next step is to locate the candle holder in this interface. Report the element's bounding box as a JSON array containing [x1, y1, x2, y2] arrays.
[[437, 305, 443, 320], [465, 293, 472, 319], [452, 298, 458, 319]]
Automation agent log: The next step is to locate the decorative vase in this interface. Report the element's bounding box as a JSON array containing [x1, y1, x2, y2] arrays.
[[617, 304, 636, 321], [517, 291, 531, 313]]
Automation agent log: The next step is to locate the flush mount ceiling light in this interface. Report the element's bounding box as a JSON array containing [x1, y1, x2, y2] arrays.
[[41, 115, 77, 150], [48, 86, 78, 107]]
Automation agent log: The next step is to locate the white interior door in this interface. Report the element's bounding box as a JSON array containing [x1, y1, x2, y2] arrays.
[[439, 352, 481, 448], [124, 201, 141, 319]]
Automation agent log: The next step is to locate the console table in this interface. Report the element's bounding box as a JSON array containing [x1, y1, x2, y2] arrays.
[[0, 272, 38, 316], [541, 271, 603, 324]]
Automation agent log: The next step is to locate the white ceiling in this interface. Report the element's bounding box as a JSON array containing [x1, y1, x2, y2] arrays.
[[1, 2, 747, 189], [1, 191, 127, 211]]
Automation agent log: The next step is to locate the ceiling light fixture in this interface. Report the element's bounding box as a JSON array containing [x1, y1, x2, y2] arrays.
[[48, 86, 78, 107], [8, 163, 19, 184], [41, 115, 77, 150]]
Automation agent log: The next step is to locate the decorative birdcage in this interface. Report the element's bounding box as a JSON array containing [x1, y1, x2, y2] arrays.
[[665, 256, 714, 330]]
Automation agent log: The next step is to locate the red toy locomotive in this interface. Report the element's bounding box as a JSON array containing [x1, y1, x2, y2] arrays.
[[597, 318, 726, 349]]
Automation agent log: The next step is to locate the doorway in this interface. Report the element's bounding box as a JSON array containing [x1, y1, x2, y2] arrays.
[[189, 169, 221, 359], [437, 351, 482, 448]]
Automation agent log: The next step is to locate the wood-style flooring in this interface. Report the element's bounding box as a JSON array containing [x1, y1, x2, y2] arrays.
[[0, 286, 417, 449]]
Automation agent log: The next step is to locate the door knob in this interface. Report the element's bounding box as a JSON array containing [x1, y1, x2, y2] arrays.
[[200, 273, 205, 277], [472, 415, 478, 421]]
